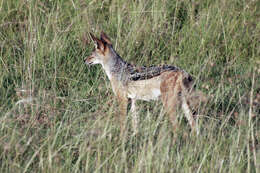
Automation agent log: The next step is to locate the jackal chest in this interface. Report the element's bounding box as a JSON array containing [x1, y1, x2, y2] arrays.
[[126, 76, 162, 101]]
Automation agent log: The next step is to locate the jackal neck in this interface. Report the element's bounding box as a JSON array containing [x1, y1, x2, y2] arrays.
[[102, 46, 130, 84]]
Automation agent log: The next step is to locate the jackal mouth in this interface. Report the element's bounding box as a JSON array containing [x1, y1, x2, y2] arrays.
[[84, 58, 93, 65], [85, 61, 93, 65]]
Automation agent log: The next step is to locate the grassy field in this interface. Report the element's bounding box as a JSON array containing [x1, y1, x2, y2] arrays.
[[0, 0, 259, 172]]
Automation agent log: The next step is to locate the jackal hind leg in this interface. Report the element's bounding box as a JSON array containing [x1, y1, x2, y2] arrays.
[[161, 90, 180, 132], [160, 73, 182, 132], [181, 96, 198, 135]]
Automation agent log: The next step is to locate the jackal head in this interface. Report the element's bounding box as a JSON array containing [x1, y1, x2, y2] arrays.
[[85, 32, 112, 66]]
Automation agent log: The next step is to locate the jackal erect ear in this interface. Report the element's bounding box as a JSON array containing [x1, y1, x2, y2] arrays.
[[89, 32, 105, 51], [100, 31, 112, 45]]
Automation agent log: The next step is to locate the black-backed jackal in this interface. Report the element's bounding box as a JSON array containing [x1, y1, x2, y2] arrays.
[[85, 32, 206, 135]]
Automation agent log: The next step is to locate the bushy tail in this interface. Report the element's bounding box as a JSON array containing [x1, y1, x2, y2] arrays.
[[182, 74, 208, 111], [186, 90, 208, 111]]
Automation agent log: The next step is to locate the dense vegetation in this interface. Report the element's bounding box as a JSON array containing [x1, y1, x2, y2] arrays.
[[0, 0, 259, 172]]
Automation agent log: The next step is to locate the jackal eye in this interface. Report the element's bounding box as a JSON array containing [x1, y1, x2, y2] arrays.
[[88, 56, 94, 60]]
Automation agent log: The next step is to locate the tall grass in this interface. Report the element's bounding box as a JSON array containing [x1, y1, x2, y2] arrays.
[[0, 0, 259, 172]]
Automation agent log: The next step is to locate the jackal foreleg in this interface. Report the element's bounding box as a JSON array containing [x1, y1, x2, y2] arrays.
[[116, 93, 128, 136], [130, 99, 138, 134]]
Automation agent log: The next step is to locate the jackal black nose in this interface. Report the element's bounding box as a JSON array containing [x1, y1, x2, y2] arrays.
[[84, 57, 93, 65]]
